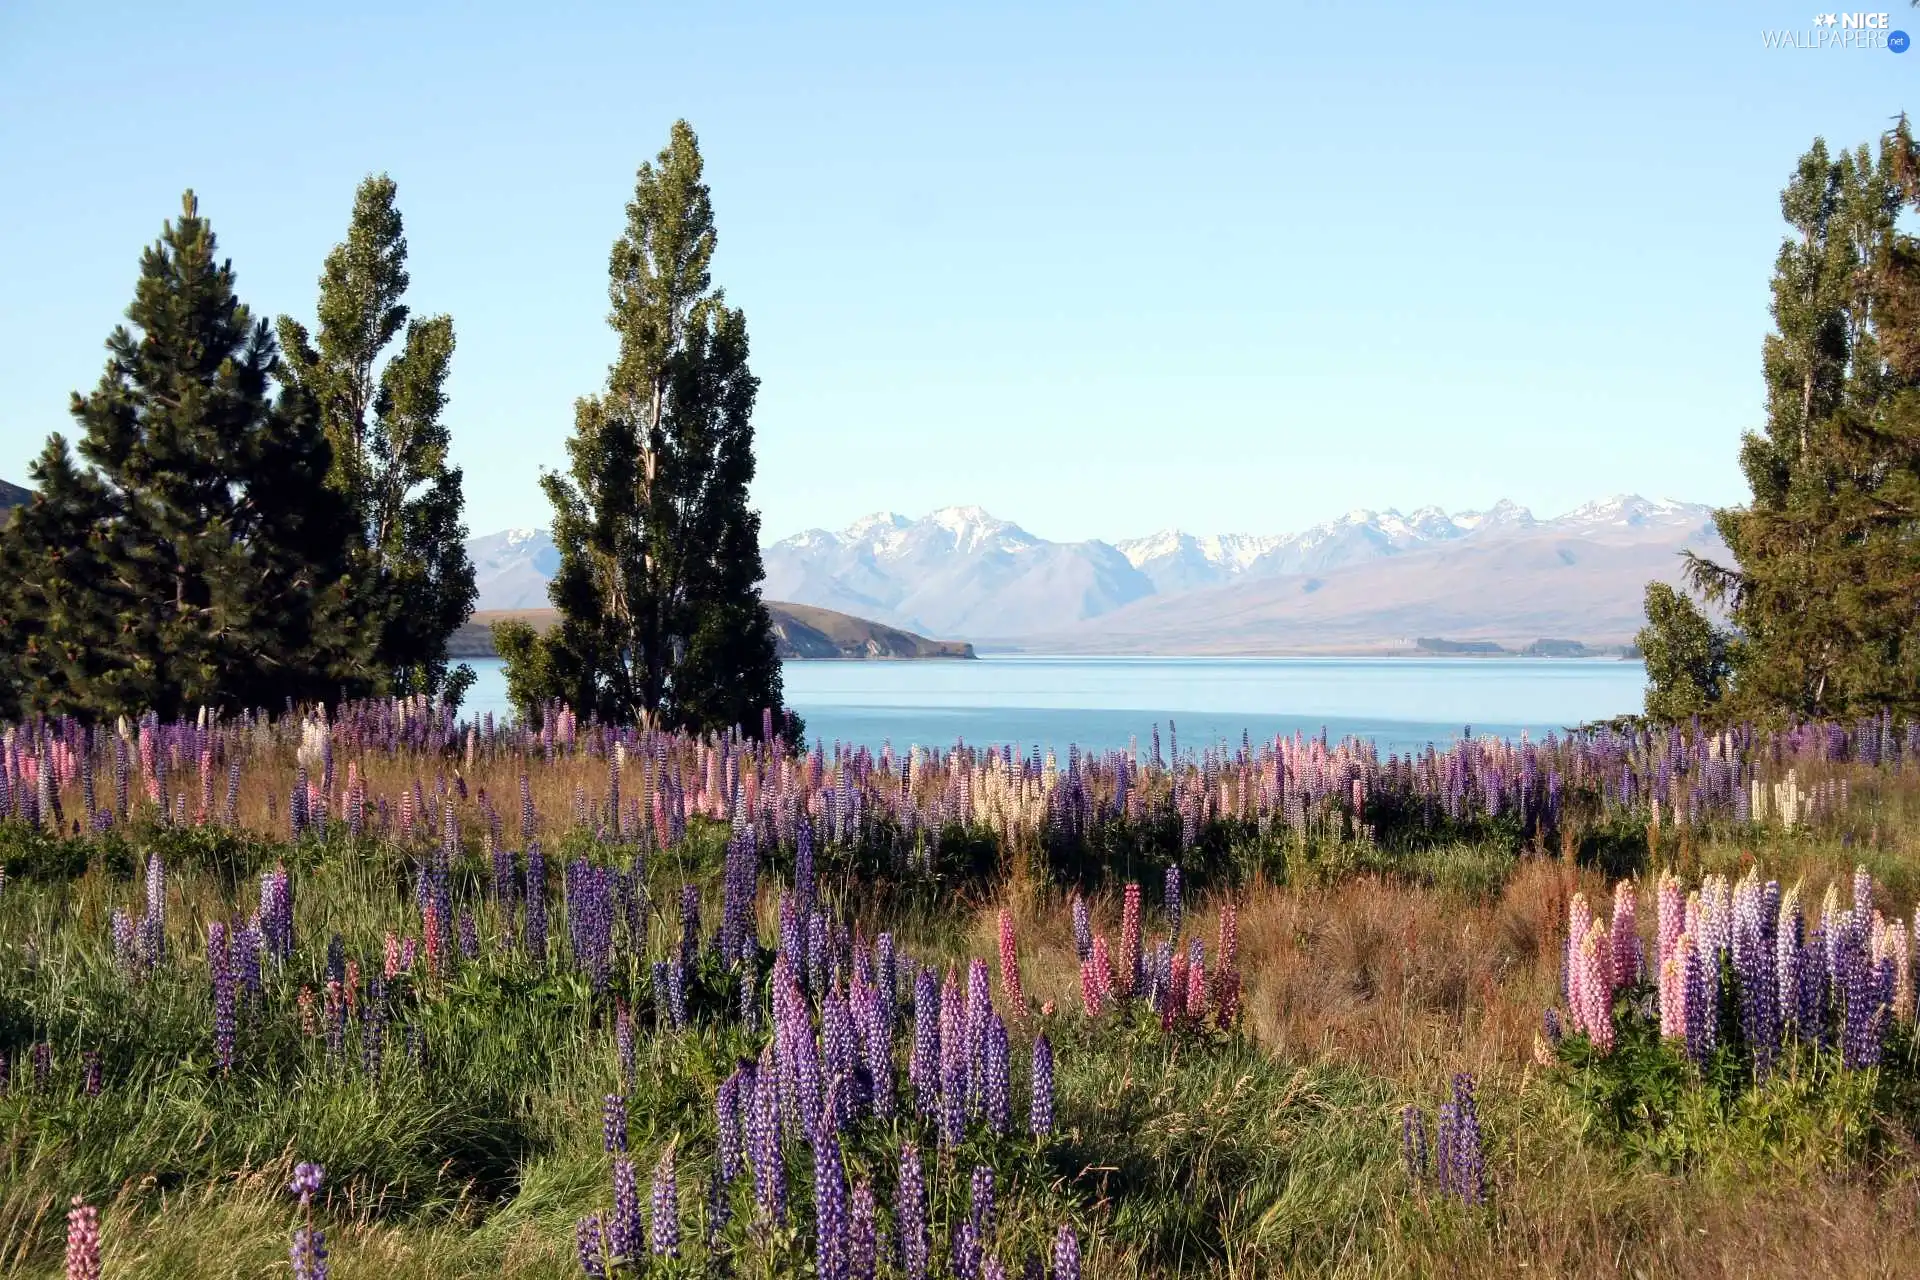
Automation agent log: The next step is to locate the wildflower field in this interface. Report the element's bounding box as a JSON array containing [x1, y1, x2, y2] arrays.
[[5, 702, 1920, 1277]]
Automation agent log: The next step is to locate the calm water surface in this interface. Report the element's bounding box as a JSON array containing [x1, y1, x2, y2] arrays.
[[461, 656, 1646, 756]]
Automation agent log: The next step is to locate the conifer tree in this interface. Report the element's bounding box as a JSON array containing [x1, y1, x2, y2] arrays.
[[278, 176, 477, 703], [498, 121, 796, 740], [0, 192, 371, 719], [1647, 124, 1920, 721]]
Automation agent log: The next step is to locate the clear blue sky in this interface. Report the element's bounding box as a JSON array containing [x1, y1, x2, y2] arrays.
[[0, 1, 1912, 543]]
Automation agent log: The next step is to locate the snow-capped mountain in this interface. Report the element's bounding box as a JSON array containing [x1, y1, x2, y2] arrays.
[[466, 495, 1719, 645], [466, 527, 561, 610]]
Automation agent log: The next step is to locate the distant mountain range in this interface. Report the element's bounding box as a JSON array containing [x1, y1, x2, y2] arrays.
[[0, 479, 29, 522], [452, 605, 974, 662], [468, 495, 1727, 653]]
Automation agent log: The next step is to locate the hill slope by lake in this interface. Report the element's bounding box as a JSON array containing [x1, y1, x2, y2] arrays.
[[451, 604, 975, 662]]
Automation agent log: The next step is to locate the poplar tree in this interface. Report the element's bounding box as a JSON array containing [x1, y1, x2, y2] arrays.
[[278, 175, 477, 703], [498, 121, 796, 739], [0, 192, 371, 719]]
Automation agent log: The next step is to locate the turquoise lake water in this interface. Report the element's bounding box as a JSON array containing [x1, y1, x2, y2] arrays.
[[459, 656, 1647, 756]]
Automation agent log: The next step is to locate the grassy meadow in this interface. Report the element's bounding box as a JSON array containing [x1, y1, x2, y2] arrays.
[[3, 705, 1920, 1277]]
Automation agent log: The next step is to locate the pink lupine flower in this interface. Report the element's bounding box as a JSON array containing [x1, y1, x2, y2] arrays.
[[1610, 882, 1640, 989], [996, 909, 1024, 1016]]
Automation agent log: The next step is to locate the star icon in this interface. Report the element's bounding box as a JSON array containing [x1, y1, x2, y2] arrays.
[[1823, 13, 1838, 25]]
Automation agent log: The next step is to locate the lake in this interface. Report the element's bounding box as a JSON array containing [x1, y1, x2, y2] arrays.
[[459, 656, 1647, 756]]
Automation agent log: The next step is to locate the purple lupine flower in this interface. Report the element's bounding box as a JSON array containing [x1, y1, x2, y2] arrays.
[[984, 1014, 1011, 1137], [965, 958, 992, 1116], [1164, 866, 1184, 936], [361, 974, 386, 1077], [84, 1050, 101, 1098], [939, 972, 967, 1147], [911, 966, 941, 1117], [651, 1147, 680, 1258], [794, 813, 816, 916], [666, 959, 688, 1030], [749, 1058, 787, 1223], [1436, 1074, 1485, 1206], [814, 1128, 850, 1280], [850, 1179, 878, 1280], [209, 921, 236, 1073], [1030, 1033, 1055, 1138], [970, 1162, 997, 1240], [604, 1094, 628, 1154], [875, 932, 898, 1034], [1071, 896, 1092, 963], [289, 1164, 327, 1280], [982, 1260, 1007, 1280], [717, 1073, 744, 1182], [525, 843, 548, 959], [897, 1142, 929, 1280], [679, 884, 701, 971], [616, 1004, 636, 1084], [575, 1214, 608, 1279], [609, 1157, 641, 1261], [111, 909, 136, 973], [1684, 938, 1717, 1065], [739, 963, 759, 1034], [457, 910, 479, 960], [1400, 1104, 1429, 1180], [1052, 1225, 1081, 1280]]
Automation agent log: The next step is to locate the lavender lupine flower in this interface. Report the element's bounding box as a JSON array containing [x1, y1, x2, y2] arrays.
[[815, 1129, 850, 1280], [83, 1050, 101, 1098], [575, 1214, 608, 1279], [1052, 1225, 1081, 1280], [651, 1147, 680, 1258], [609, 1157, 641, 1261], [1164, 866, 1184, 937], [289, 1163, 328, 1280], [984, 1014, 1011, 1137], [604, 1094, 628, 1154], [897, 1142, 930, 1280], [1400, 1104, 1429, 1180], [850, 1180, 878, 1280], [65, 1197, 101, 1280], [1071, 896, 1092, 964], [457, 910, 479, 960]]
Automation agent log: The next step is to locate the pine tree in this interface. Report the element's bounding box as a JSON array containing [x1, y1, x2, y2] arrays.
[[1654, 125, 1920, 722], [277, 176, 477, 703], [0, 437, 126, 720], [498, 121, 797, 740], [0, 191, 371, 720]]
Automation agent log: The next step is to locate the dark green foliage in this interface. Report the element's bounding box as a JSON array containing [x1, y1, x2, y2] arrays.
[[501, 122, 796, 742], [1669, 124, 1920, 723], [278, 176, 478, 704], [1637, 582, 1732, 723], [0, 193, 371, 721]]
